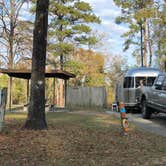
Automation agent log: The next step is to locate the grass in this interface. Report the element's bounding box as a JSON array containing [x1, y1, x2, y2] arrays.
[[0, 110, 166, 166]]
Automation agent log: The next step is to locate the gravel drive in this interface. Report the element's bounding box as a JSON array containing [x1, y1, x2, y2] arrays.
[[106, 111, 166, 137]]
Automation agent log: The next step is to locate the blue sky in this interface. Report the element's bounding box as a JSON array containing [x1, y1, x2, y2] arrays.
[[83, 0, 136, 65]]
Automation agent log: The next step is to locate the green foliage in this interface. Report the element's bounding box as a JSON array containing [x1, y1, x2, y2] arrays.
[[0, 75, 8, 89], [74, 1, 92, 11], [153, 3, 166, 70], [66, 48, 105, 86], [12, 79, 27, 104], [48, 0, 101, 67], [114, 0, 144, 55], [85, 73, 105, 86], [55, 43, 73, 56], [65, 60, 84, 75], [114, 0, 165, 67], [154, 4, 166, 53], [72, 24, 91, 34], [0, 75, 27, 105]]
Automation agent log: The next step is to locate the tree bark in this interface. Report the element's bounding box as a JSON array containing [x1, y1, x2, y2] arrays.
[[53, 78, 55, 105], [147, 22, 152, 67], [140, 23, 144, 67], [143, 18, 147, 67], [7, 0, 15, 110], [59, 79, 64, 107], [24, 0, 49, 130], [64, 80, 67, 107]]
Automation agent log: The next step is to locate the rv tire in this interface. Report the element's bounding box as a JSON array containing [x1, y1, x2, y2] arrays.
[[141, 100, 151, 119]]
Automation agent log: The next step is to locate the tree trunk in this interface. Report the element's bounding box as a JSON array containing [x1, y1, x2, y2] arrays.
[[64, 80, 67, 107], [140, 23, 144, 67], [24, 0, 49, 130], [53, 78, 56, 105], [60, 55, 64, 70], [56, 82, 59, 106], [147, 22, 152, 67], [7, 0, 14, 110], [59, 79, 64, 107], [143, 19, 147, 67]]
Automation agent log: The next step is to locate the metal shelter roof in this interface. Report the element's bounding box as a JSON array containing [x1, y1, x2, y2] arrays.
[[0, 68, 75, 80]]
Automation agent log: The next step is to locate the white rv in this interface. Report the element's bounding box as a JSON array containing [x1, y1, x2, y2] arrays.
[[115, 67, 161, 110]]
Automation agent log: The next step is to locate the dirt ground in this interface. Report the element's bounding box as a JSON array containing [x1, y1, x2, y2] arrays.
[[0, 111, 166, 166]]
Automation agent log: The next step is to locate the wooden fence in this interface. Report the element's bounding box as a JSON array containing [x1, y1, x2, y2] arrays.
[[66, 86, 107, 109]]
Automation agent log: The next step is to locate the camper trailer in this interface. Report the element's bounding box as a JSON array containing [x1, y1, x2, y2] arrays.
[[115, 67, 161, 111]]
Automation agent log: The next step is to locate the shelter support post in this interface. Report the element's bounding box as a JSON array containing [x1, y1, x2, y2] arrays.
[[64, 79, 67, 107], [53, 77, 55, 105]]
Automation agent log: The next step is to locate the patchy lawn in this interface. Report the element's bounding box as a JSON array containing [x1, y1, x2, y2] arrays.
[[0, 111, 166, 165]]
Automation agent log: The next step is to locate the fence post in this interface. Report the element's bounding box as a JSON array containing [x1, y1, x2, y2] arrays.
[[0, 88, 7, 132]]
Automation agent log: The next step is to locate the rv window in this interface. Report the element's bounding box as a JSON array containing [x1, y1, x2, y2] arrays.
[[147, 77, 156, 86], [123, 77, 134, 88], [135, 77, 146, 88], [135, 77, 156, 87]]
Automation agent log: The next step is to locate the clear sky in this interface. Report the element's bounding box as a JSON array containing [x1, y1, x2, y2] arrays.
[[83, 0, 136, 65]]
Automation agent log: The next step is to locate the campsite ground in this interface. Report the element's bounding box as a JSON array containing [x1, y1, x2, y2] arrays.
[[0, 110, 166, 165]]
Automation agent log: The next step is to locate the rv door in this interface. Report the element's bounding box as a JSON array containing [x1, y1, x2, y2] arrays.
[[123, 77, 134, 104]]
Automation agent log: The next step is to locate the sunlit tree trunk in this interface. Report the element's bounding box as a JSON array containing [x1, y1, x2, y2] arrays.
[[143, 19, 147, 67], [24, 0, 49, 130], [140, 23, 144, 67], [59, 79, 64, 107], [56, 83, 59, 106], [147, 22, 152, 67], [8, 0, 15, 110]]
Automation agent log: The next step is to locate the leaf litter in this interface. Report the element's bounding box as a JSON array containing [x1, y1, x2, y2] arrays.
[[0, 111, 165, 166]]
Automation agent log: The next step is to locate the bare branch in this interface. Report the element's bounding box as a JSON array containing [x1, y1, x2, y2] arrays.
[[13, 1, 25, 28], [0, 54, 8, 63]]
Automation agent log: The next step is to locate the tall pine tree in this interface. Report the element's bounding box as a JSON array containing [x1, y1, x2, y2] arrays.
[[114, 0, 156, 67], [153, 2, 166, 71], [48, 0, 100, 69], [24, 0, 49, 130]]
